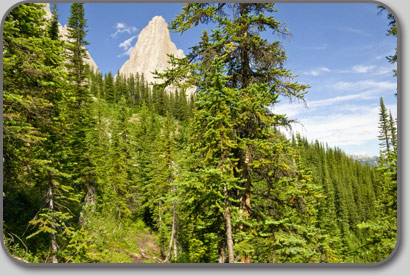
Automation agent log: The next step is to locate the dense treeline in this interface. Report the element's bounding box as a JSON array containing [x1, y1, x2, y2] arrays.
[[294, 136, 378, 262], [3, 3, 397, 263], [90, 70, 194, 122]]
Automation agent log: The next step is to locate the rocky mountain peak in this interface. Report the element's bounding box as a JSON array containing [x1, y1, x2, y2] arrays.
[[118, 16, 193, 95]]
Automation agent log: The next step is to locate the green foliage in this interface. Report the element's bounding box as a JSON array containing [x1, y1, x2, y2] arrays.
[[66, 210, 159, 263], [3, 233, 40, 263], [47, 3, 59, 40], [354, 99, 397, 263], [3, 3, 79, 263], [378, 5, 397, 77], [3, 3, 396, 264]]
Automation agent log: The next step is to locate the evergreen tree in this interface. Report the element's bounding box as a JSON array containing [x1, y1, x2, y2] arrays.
[[178, 55, 240, 263], [3, 4, 78, 263], [356, 98, 397, 263], [65, 3, 97, 222], [166, 3, 309, 263], [3, 2, 388, 264], [47, 3, 59, 40], [378, 97, 391, 156], [378, 5, 397, 77], [126, 74, 137, 106], [104, 72, 115, 102], [107, 97, 132, 218], [114, 72, 127, 103], [389, 111, 397, 153], [66, 3, 90, 92]]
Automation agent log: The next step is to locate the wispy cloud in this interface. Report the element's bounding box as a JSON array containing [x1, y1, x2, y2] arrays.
[[119, 35, 137, 51], [288, 102, 396, 149], [376, 50, 395, 60], [304, 67, 330, 76], [117, 35, 137, 57], [338, 26, 369, 36], [117, 47, 133, 58], [273, 78, 397, 155], [375, 67, 393, 76], [308, 91, 374, 108], [109, 22, 138, 39], [301, 43, 328, 51], [273, 80, 397, 119], [329, 64, 395, 76], [331, 80, 396, 92], [352, 65, 375, 73], [273, 90, 375, 118], [290, 108, 379, 147]]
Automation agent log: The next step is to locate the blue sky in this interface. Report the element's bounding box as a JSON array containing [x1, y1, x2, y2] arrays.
[[56, 3, 397, 157]]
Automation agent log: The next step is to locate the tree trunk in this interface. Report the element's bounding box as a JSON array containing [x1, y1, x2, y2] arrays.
[[173, 212, 178, 260], [158, 200, 162, 227], [240, 151, 251, 263], [165, 184, 177, 262], [48, 184, 58, 264], [79, 184, 95, 225], [164, 217, 175, 262], [224, 185, 235, 263], [239, 3, 251, 88], [218, 243, 226, 263]]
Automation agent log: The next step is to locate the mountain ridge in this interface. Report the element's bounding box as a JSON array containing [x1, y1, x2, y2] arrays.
[[44, 4, 99, 72], [348, 154, 379, 167]]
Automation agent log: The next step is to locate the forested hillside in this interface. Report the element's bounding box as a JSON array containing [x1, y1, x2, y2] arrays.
[[2, 3, 397, 264]]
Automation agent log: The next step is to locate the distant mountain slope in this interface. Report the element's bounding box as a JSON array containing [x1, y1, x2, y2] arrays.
[[349, 154, 379, 167], [43, 4, 99, 72]]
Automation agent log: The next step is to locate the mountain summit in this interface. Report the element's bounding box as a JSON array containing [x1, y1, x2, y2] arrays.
[[118, 16, 194, 95]]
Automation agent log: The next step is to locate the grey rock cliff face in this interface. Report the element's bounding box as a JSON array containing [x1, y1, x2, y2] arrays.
[[118, 16, 194, 95], [43, 4, 99, 73]]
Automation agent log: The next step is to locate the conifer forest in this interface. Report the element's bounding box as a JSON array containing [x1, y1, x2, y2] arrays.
[[2, 3, 398, 263]]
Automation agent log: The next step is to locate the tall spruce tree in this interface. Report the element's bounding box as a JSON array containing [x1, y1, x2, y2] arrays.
[[165, 3, 310, 263], [378, 97, 391, 156], [104, 72, 115, 102], [47, 3, 59, 40], [378, 5, 397, 77], [177, 55, 240, 263], [65, 3, 97, 221], [389, 111, 397, 154]]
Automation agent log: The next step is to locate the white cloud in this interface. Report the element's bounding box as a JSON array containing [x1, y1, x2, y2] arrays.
[[276, 101, 399, 156], [338, 26, 369, 36], [109, 22, 138, 39], [273, 83, 397, 155], [304, 67, 331, 76], [274, 79, 396, 117], [351, 151, 371, 156], [375, 67, 394, 76], [309, 92, 369, 108], [301, 43, 328, 51], [117, 47, 133, 58], [116, 22, 125, 29], [286, 106, 380, 148], [117, 35, 137, 57], [332, 80, 396, 92], [119, 35, 137, 50], [329, 64, 395, 76], [352, 65, 375, 73], [273, 90, 382, 118], [272, 101, 306, 118], [376, 50, 396, 60]]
